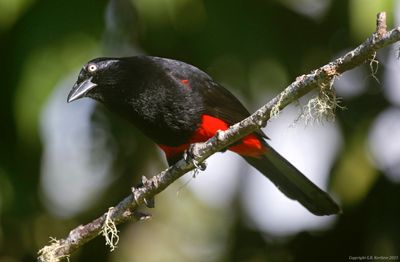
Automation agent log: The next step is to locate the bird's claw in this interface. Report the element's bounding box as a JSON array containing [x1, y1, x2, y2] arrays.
[[194, 161, 207, 171], [130, 210, 152, 221], [184, 144, 207, 176], [183, 144, 196, 162]]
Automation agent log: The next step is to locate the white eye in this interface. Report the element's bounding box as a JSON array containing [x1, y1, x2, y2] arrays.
[[87, 64, 97, 72]]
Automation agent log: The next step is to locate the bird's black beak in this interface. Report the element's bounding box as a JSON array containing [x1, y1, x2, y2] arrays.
[[67, 77, 97, 103]]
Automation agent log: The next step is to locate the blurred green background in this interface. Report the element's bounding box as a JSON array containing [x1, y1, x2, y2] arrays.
[[1, 0, 400, 261]]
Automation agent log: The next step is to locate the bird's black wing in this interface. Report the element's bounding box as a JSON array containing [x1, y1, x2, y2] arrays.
[[156, 56, 266, 138], [197, 79, 268, 139]]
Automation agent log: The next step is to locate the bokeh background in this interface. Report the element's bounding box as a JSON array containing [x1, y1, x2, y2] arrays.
[[1, 0, 400, 261]]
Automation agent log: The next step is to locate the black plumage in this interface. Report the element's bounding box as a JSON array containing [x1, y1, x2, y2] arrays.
[[68, 55, 341, 216]]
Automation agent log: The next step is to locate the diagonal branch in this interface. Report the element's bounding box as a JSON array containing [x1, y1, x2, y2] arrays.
[[38, 12, 400, 262]]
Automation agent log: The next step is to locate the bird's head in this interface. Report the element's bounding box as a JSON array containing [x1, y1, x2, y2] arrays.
[[68, 57, 121, 103]]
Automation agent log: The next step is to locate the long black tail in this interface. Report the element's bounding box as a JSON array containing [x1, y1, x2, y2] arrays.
[[243, 144, 341, 216]]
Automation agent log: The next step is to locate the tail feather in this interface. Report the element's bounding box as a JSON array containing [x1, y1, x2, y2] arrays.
[[243, 144, 341, 216]]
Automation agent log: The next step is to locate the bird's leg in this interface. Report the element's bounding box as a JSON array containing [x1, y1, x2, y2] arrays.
[[183, 144, 207, 173], [131, 176, 155, 208]]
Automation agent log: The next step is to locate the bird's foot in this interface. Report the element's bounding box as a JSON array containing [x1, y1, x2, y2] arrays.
[[184, 144, 207, 172], [131, 177, 155, 208]]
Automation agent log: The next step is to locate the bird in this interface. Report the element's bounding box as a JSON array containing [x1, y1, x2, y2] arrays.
[[68, 55, 341, 216]]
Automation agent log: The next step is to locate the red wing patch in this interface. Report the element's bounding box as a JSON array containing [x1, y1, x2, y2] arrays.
[[180, 79, 189, 85]]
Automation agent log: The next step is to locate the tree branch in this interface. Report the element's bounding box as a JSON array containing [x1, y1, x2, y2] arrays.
[[38, 12, 400, 262]]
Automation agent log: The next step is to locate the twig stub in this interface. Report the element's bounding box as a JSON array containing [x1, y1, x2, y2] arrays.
[[376, 12, 387, 37]]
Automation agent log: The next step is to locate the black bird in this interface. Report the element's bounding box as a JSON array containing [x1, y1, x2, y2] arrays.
[[68, 55, 340, 216]]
